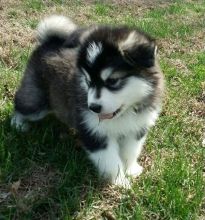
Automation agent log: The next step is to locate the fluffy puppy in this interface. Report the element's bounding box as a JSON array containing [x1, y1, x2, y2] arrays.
[[11, 15, 164, 188]]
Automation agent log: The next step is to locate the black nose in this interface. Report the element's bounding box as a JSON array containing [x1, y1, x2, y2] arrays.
[[89, 103, 102, 113]]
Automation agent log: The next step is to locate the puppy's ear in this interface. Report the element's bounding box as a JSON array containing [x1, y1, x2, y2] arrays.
[[119, 32, 157, 68], [123, 43, 157, 67]]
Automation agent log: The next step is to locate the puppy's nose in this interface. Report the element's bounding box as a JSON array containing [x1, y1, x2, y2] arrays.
[[89, 103, 102, 113]]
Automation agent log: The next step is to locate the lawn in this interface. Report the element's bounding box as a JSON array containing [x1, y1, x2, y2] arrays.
[[0, 0, 204, 219]]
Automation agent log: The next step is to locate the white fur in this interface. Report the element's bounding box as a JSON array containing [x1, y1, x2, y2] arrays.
[[37, 15, 76, 43], [83, 73, 158, 138], [119, 31, 138, 51], [100, 68, 113, 81], [119, 31, 148, 52], [87, 88, 98, 107], [82, 108, 159, 188], [110, 71, 127, 79], [88, 138, 131, 188], [11, 110, 49, 132], [82, 107, 159, 138], [154, 45, 158, 56], [11, 112, 30, 132], [87, 76, 153, 115], [86, 42, 102, 64], [86, 118, 151, 187], [120, 136, 146, 176]]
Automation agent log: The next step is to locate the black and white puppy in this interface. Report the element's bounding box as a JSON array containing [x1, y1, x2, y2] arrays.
[[11, 15, 164, 188]]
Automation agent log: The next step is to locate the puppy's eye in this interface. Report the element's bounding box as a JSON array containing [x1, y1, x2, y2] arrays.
[[105, 78, 120, 87]]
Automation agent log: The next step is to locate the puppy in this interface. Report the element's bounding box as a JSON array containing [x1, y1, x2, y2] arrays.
[[11, 15, 164, 188]]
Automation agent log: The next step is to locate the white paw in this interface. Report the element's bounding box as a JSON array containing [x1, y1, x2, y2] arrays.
[[11, 113, 30, 132], [113, 175, 131, 189], [126, 163, 143, 177]]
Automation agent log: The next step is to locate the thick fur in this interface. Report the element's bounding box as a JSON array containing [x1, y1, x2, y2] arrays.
[[11, 16, 164, 188]]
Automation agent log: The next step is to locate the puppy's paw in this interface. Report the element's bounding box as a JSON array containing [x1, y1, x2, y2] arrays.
[[11, 113, 30, 132], [126, 163, 143, 177], [113, 175, 131, 189]]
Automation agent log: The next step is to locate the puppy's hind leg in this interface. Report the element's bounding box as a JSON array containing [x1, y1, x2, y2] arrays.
[[11, 111, 30, 132], [11, 110, 49, 132], [11, 67, 49, 132]]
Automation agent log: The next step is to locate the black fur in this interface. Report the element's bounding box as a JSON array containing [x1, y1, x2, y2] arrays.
[[77, 115, 107, 152], [77, 26, 157, 97], [63, 28, 85, 48], [136, 128, 148, 140], [123, 43, 156, 68]]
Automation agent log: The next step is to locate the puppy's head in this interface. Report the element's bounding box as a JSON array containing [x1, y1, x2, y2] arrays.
[[77, 26, 160, 120]]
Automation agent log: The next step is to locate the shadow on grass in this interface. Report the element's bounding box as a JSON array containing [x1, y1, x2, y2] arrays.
[[0, 115, 107, 219]]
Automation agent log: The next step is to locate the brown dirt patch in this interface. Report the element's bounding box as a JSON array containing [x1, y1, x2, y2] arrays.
[[103, 0, 172, 7], [168, 58, 191, 75], [0, 164, 61, 219], [75, 185, 123, 220], [189, 83, 205, 119], [160, 32, 205, 57], [190, 99, 205, 118]]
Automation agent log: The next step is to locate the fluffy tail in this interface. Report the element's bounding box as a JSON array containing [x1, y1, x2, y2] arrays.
[[36, 15, 77, 44]]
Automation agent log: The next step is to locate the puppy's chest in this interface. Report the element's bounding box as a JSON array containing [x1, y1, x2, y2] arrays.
[[84, 109, 159, 138], [102, 113, 148, 137]]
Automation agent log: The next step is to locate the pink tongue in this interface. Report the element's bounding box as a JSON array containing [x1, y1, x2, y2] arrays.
[[98, 113, 114, 120]]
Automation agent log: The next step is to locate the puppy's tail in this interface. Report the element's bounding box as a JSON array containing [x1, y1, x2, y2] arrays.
[[36, 15, 77, 44]]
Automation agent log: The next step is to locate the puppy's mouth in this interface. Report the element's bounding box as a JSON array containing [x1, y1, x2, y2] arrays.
[[98, 106, 123, 120]]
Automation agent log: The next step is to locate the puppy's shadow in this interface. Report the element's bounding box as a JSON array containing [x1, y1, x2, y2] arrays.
[[1, 115, 112, 218]]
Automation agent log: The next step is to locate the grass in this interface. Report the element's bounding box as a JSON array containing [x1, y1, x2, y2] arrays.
[[0, 0, 204, 219]]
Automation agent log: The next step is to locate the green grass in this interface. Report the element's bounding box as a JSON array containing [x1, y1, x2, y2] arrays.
[[23, 0, 45, 12], [0, 0, 204, 219], [94, 3, 113, 16]]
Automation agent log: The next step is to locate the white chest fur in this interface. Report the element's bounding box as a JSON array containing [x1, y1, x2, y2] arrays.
[[81, 108, 160, 138]]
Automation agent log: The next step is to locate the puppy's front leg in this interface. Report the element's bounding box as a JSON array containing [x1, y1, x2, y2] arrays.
[[88, 138, 130, 188], [120, 135, 146, 177]]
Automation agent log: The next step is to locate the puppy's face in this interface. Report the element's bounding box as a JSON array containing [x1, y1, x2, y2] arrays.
[[77, 28, 157, 120]]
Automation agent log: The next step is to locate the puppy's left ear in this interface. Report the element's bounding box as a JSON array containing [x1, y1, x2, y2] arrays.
[[119, 32, 157, 68]]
